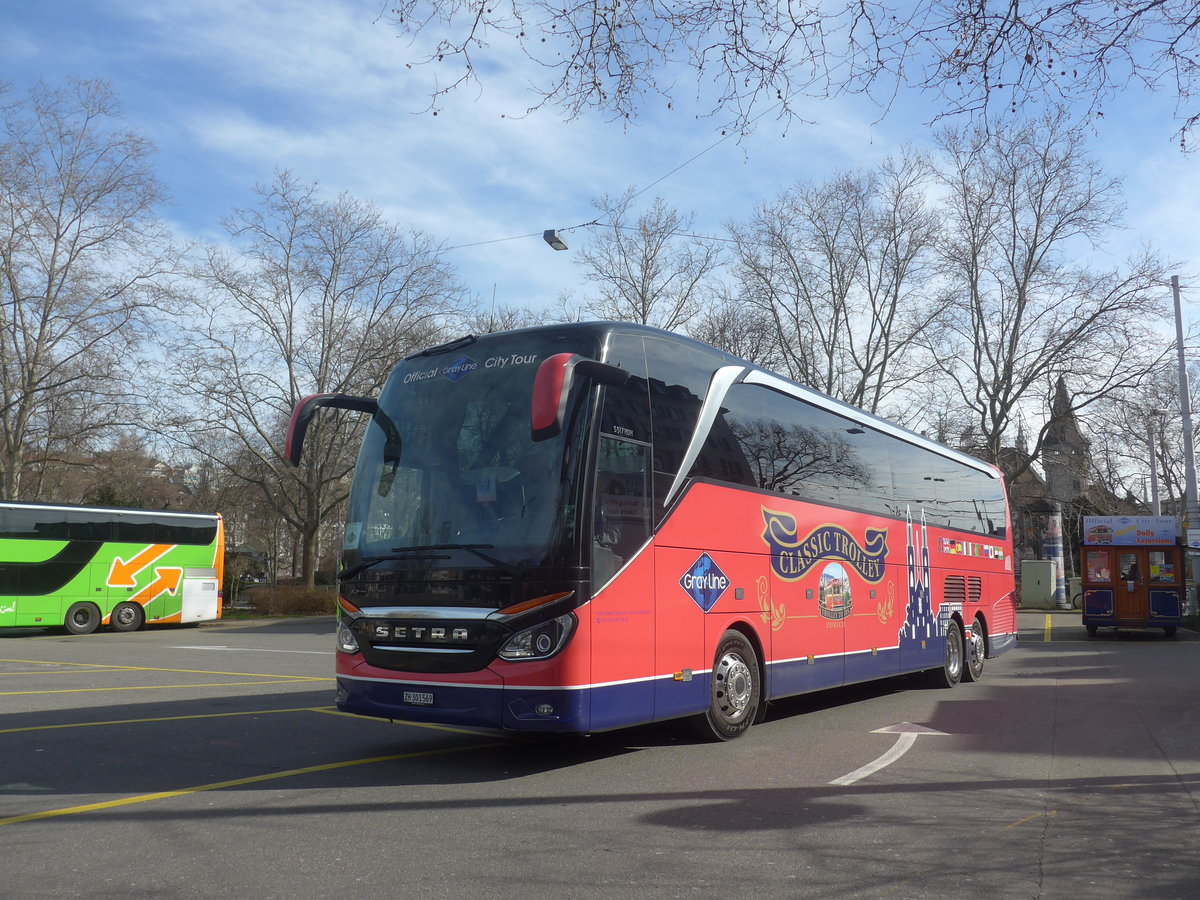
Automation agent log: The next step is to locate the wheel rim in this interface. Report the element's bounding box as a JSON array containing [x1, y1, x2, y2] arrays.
[[969, 626, 984, 668], [115, 606, 136, 627], [72, 609, 91, 627], [947, 628, 962, 679], [713, 651, 754, 723]]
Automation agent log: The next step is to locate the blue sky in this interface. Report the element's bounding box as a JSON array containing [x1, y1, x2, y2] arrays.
[[3, 0, 1198, 321]]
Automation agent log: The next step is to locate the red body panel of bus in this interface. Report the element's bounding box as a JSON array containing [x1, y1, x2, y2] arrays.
[[336, 481, 1016, 733]]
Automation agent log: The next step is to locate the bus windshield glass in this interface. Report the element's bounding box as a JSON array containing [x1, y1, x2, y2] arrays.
[[343, 332, 598, 570]]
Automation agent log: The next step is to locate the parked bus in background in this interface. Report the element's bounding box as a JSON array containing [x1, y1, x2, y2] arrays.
[[288, 322, 1016, 740], [0, 502, 224, 634]]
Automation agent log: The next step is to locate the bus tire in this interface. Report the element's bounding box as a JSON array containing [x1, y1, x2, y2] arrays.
[[64, 602, 101, 635], [110, 601, 145, 633], [963, 617, 986, 683], [926, 619, 963, 688], [696, 630, 761, 741]]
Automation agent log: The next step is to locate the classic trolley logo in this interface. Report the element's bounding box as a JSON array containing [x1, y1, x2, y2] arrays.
[[760, 508, 888, 584], [679, 553, 730, 612]]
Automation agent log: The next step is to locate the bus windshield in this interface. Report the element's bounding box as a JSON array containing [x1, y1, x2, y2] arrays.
[[343, 333, 597, 571]]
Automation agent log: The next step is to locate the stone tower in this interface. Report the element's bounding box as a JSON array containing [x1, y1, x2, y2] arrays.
[[1042, 376, 1091, 503]]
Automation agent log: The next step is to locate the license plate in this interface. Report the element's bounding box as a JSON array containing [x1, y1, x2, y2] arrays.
[[402, 691, 434, 706]]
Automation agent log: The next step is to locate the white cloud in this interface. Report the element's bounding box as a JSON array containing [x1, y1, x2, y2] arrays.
[[0, 26, 38, 62], [7, 0, 1199, 317]]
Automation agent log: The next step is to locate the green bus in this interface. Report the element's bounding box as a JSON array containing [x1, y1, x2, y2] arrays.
[[0, 501, 225, 634]]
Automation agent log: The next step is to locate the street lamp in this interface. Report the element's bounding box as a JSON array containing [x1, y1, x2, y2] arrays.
[[543, 229, 569, 251]]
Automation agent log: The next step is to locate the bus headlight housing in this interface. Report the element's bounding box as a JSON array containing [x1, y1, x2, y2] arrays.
[[336, 621, 360, 654], [498, 612, 576, 661]]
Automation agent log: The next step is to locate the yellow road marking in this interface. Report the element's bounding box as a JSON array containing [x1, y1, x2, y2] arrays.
[[0, 669, 118, 676], [0, 741, 504, 827], [1005, 810, 1057, 830], [1045, 615, 1053, 642], [0, 707, 331, 735], [0, 679, 331, 696], [307, 706, 496, 737]]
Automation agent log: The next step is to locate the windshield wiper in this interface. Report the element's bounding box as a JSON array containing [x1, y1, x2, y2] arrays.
[[337, 553, 446, 581], [406, 334, 477, 358], [391, 543, 520, 576], [340, 544, 521, 581]]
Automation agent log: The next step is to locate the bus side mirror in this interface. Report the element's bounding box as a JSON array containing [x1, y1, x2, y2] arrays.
[[531, 353, 630, 442], [286, 393, 378, 466]]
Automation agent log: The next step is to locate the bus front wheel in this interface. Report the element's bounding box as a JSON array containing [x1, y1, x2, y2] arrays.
[[696, 630, 761, 741], [926, 619, 963, 688], [110, 601, 145, 633], [64, 602, 101, 635]]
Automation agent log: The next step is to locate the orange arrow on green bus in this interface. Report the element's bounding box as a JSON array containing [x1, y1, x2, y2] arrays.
[[130, 567, 183, 606], [107, 544, 174, 587]]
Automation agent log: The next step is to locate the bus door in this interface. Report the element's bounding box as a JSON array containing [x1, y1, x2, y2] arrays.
[[588, 355, 656, 730]]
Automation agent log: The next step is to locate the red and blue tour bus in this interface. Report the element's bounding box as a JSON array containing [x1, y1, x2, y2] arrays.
[[287, 323, 1017, 740]]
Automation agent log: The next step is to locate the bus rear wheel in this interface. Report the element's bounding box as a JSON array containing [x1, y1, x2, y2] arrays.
[[963, 617, 986, 683], [696, 630, 761, 741], [110, 601, 145, 633], [926, 619, 963, 688], [64, 602, 101, 635]]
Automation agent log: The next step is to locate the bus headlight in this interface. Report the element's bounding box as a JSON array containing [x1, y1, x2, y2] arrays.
[[336, 621, 360, 654], [498, 612, 576, 661]]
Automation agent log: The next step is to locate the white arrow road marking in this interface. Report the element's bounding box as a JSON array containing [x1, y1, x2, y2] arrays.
[[171, 646, 331, 655], [829, 723, 949, 786]]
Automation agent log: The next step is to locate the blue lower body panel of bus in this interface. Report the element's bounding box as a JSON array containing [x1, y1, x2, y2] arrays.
[[337, 675, 599, 733]]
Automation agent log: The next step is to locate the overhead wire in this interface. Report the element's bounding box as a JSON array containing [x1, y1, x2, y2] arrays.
[[444, 99, 788, 251]]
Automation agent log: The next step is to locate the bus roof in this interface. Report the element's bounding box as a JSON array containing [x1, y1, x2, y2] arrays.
[[0, 500, 222, 521], [415, 321, 1000, 479]]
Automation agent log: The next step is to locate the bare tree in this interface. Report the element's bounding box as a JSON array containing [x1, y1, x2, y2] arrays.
[[575, 192, 723, 331], [163, 172, 469, 585], [467, 302, 542, 334], [927, 113, 1175, 475], [687, 289, 784, 369], [904, 1, 1200, 148], [727, 153, 943, 414], [1087, 360, 1200, 512], [0, 79, 176, 499], [542, 290, 589, 324], [384, 1, 1200, 144], [386, 0, 839, 132], [38, 431, 191, 510]]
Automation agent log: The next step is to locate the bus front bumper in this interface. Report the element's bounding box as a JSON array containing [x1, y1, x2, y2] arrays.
[[335, 673, 590, 734]]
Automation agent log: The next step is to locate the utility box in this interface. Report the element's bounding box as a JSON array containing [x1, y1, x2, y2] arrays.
[[1021, 559, 1057, 609]]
